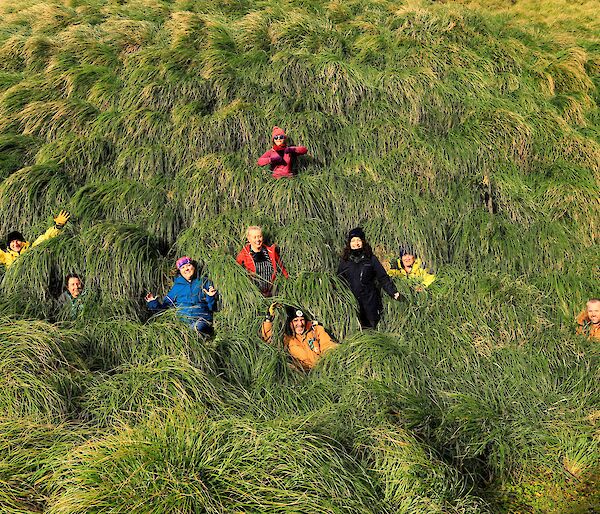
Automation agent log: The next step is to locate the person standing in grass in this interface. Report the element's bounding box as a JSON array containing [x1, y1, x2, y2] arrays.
[[57, 273, 88, 319], [0, 210, 70, 269], [261, 303, 338, 370], [388, 244, 435, 292], [145, 256, 218, 336], [576, 298, 600, 340], [257, 126, 307, 179], [236, 225, 288, 297], [337, 227, 401, 329]]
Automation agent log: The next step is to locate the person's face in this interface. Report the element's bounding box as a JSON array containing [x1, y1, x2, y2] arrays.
[[401, 254, 415, 268], [179, 263, 195, 281], [350, 237, 363, 250], [291, 316, 306, 335], [67, 277, 83, 298], [587, 302, 600, 323], [273, 135, 285, 148], [248, 229, 264, 250], [9, 239, 24, 252]]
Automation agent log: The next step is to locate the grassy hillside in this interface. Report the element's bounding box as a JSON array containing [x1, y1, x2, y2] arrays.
[[0, 0, 598, 512]]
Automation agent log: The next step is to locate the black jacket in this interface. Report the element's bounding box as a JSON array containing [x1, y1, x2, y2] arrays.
[[337, 252, 398, 310]]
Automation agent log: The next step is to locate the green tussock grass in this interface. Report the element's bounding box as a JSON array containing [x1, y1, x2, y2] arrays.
[[0, 0, 598, 511]]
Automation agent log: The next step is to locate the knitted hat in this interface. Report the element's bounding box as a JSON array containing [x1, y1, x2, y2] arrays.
[[272, 126, 286, 140], [176, 256, 192, 269], [347, 227, 366, 242], [6, 231, 25, 248]]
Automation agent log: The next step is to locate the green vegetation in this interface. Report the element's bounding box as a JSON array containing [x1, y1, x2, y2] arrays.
[[0, 0, 598, 511]]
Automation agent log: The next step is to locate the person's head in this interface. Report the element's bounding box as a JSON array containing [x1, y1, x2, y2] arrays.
[[342, 227, 372, 260], [246, 225, 264, 251], [399, 244, 416, 268], [272, 126, 286, 148], [176, 256, 196, 281], [586, 298, 600, 323], [7, 231, 25, 253], [65, 274, 84, 298], [288, 308, 308, 335]]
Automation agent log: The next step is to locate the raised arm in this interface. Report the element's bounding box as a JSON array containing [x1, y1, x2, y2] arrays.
[[257, 150, 274, 166]]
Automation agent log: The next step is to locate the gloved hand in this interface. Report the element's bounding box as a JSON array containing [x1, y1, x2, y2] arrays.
[[284, 147, 295, 154], [393, 292, 402, 301], [268, 302, 278, 317], [270, 154, 284, 165], [54, 210, 71, 228]]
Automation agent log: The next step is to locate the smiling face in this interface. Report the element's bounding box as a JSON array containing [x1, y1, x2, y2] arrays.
[[247, 228, 264, 251], [401, 253, 415, 268], [291, 316, 306, 335], [67, 277, 83, 298], [273, 134, 286, 148], [9, 239, 24, 253], [350, 237, 363, 250], [587, 300, 600, 324], [179, 262, 196, 281]]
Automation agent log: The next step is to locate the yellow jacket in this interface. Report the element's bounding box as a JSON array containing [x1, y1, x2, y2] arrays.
[[388, 257, 435, 287], [261, 319, 338, 370], [0, 226, 61, 268]]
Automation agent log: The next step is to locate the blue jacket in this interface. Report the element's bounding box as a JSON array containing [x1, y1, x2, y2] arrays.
[[148, 275, 217, 322]]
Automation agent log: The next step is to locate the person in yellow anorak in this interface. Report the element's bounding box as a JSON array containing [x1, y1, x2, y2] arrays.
[[388, 244, 435, 291], [260, 303, 338, 371], [0, 211, 70, 269], [576, 298, 600, 341]]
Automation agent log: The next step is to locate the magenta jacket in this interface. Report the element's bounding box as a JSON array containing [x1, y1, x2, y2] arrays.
[[257, 145, 308, 179]]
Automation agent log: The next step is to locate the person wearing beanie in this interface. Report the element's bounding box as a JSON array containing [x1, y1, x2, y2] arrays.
[[145, 256, 218, 335], [0, 210, 71, 269], [389, 244, 435, 290], [260, 303, 338, 370], [236, 225, 288, 297], [337, 227, 401, 329], [257, 126, 308, 179], [576, 298, 600, 341]]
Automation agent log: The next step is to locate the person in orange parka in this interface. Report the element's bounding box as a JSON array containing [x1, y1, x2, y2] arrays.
[[576, 298, 600, 340], [261, 304, 338, 371], [257, 126, 307, 179]]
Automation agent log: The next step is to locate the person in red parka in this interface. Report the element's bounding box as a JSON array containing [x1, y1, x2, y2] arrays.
[[257, 126, 307, 179], [236, 225, 289, 296]]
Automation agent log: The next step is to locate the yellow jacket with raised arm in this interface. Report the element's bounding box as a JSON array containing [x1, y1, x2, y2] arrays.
[[0, 225, 61, 268], [388, 257, 435, 287]]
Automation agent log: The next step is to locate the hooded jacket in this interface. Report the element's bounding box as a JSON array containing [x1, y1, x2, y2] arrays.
[[576, 311, 600, 340], [337, 251, 398, 311], [389, 257, 435, 287], [236, 243, 289, 282], [147, 275, 217, 322], [261, 319, 338, 370], [0, 225, 61, 268]]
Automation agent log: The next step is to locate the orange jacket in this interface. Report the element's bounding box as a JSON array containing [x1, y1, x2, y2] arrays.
[[576, 311, 600, 340], [261, 319, 338, 370]]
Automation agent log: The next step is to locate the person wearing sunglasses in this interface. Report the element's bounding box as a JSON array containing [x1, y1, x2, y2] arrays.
[[145, 256, 218, 335], [257, 126, 307, 179]]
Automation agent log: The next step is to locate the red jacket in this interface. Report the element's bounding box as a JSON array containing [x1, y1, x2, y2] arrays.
[[235, 243, 289, 283], [257, 145, 308, 179]]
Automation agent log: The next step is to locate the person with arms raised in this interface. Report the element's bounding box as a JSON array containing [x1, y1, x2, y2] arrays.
[[257, 126, 307, 179]]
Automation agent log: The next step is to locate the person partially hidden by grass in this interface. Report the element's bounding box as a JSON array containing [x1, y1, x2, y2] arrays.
[[261, 303, 338, 371], [145, 256, 218, 336], [57, 273, 88, 320], [0, 210, 70, 269], [576, 298, 600, 340], [236, 225, 288, 297], [257, 126, 307, 179], [338, 227, 401, 329], [388, 244, 435, 292]]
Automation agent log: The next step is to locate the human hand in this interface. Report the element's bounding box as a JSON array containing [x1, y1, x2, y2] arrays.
[[54, 210, 71, 228], [145, 292, 156, 302], [203, 286, 217, 297], [393, 292, 401, 301], [268, 302, 280, 317]]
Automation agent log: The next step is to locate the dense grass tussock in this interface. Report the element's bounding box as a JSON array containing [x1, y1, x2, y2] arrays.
[[0, 0, 599, 511]]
